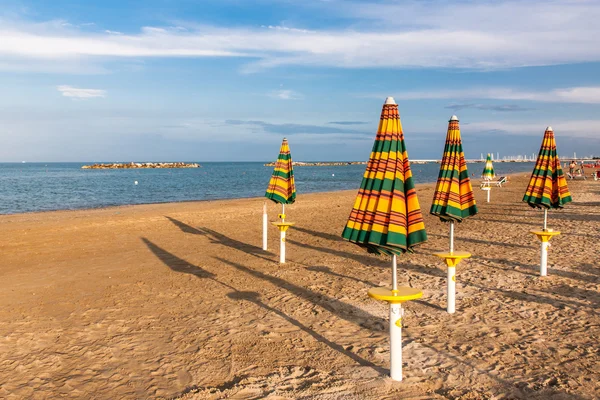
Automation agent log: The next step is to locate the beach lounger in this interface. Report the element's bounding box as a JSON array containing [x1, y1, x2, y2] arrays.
[[480, 176, 507, 188], [566, 172, 587, 180]]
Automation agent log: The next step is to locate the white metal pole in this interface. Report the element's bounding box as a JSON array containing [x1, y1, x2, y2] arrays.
[[262, 202, 268, 251], [280, 229, 286, 264], [392, 255, 398, 291], [486, 188, 490, 203], [449, 221, 455, 253], [282, 203, 285, 222], [543, 209, 548, 231], [389, 303, 403, 381], [447, 267, 456, 313], [540, 241, 548, 276]]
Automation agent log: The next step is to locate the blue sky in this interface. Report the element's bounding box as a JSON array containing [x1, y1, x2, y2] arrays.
[[1, 0, 600, 162]]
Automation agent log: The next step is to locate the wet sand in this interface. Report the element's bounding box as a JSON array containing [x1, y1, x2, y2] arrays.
[[0, 174, 598, 399]]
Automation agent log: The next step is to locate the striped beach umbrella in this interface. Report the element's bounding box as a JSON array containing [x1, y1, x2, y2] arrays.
[[523, 127, 572, 214], [523, 127, 572, 276], [430, 115, 477, 314], [342, 97, 427, 257], [263, 138, 296, 256], [430, 116, 478, 225], [482, 153, 495, 180], [342, 96, 427, 381], [265, 138, 296, 205]]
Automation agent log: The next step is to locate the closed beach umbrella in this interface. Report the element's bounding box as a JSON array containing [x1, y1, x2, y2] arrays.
[[523, 127, 572, 276], [482, 153, 495, 180], [523, 127, 572, 213], [265, 138, 296, 205], [481, 153, 496, 202], [430, 115, 477, 313], [342, 97, 427, 381], [265, 138, 296, 262]]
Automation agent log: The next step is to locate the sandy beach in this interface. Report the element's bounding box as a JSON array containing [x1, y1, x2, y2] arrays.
[[0, 174, 598, 399]]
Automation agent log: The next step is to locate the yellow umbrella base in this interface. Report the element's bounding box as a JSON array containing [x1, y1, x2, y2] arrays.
[[433, 251, 472, 268], [368, 286, 423, 304], [530, 230, 561, 242], [272, 222, 295, 232]]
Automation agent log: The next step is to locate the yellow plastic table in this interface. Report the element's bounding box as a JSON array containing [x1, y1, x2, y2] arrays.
[[530, 230, 561, 243], [432, 251, 471, 267], [272, 221, 294, 263], [433, 251, 470, 314], [368, 286, 423, 304], [530, 230, 560, 276], [271, 221, 295, 232], [367, 286, 422, 381]]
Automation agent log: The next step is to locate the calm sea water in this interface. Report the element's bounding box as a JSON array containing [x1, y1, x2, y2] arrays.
[[0, 162, 535, 214]]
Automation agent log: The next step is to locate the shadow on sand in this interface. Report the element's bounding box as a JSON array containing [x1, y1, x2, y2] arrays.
[[166, 216, 274, 261], [141, 237, 386, 375]]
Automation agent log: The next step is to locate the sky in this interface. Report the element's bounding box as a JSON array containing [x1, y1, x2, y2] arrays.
[[1, 0, 600, 162]]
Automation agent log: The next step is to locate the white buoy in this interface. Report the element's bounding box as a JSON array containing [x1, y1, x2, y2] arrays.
[[134, 181, 138, 185], [262, 202, 268, 251]]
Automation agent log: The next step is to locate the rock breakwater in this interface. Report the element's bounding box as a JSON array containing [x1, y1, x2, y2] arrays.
[[82, 162, 200, 169]]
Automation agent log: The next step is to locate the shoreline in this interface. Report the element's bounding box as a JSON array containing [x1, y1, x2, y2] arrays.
[[0, 171, 530, 218]]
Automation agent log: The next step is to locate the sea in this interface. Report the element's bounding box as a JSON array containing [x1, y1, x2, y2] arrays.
[[0, 162, 536, 215]]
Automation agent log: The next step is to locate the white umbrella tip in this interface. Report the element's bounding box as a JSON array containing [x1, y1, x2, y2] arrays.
[[450, 115, 459, 121], [546, 126, 553, 131], [384, 97, 396, 105]]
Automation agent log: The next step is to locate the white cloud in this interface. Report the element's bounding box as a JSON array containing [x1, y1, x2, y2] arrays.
[[0, 0, 598, 72], [57, 85, 106, 99], [387, 86, 600, 104], [269, 89, 301, 100], [465, 120, 600, 139]]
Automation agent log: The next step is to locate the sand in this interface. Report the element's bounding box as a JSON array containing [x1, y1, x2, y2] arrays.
[[0, 175, 598, 399]]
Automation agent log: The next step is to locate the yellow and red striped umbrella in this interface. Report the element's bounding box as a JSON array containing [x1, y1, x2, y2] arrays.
[[341, 97, 427, 255], [430, 116, 478, 221], [265, 138, 296, 204], [523, 127, 572, 209]]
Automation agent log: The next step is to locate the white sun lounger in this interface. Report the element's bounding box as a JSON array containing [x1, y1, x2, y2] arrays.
[[480, 176, 507, 188]]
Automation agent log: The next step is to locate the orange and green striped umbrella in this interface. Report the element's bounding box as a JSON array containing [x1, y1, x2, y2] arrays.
[[523, 127, 572, 209], [430, 116, 478, 222], [265, 138, 296, 204], [341, 97, 427, 256], [482, 153, 495, 180]]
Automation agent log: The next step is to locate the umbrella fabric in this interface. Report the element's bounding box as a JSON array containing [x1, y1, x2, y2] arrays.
[[265, 138, 296, 204], [523, 127, 572, 209], [481, 154, 495, 180], [430, 117, 478, 222], [341, 98, 427, 256]]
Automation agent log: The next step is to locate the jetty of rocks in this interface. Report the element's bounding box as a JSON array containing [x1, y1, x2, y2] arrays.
[[82, 162, 201, 169]]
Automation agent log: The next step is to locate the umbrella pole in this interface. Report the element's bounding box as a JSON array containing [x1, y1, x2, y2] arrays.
[[543, 208, 548, 231], [449, 221, 455, 253], [389, 302, 403, 381], [280, 203, 286, 263], [487, 188, 491, 203], [389, 254, 403, 380], [392, 254, 398, 291], [262, 201, 268, 251], [448, 221, 456, 313]]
